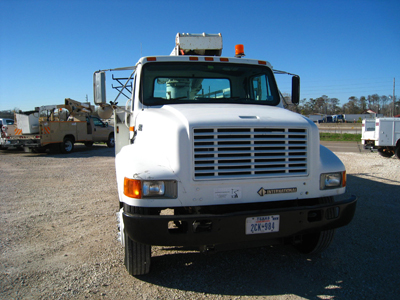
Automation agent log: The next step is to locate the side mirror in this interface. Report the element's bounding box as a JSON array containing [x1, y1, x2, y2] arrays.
[[93, 71, 106, 105], [291, 75, 300, 105]]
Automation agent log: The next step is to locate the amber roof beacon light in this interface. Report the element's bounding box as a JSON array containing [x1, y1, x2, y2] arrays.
[[235, 44, 245, 58]]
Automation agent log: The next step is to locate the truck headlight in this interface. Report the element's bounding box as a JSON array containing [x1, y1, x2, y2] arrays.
[[124, 178, 177, 199], [143, 181, 165, 196], [320, 171, 346, 190]]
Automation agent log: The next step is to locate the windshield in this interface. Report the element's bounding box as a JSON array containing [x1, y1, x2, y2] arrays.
[[141, 62, 280, 106]]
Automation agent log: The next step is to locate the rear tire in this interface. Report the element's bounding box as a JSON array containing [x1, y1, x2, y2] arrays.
[[377, 148, 394, 158], [60, 137, 74, 153], [294, 197, 336, 254], [32, 147, 47, 153], [395, 146, 400, 159]]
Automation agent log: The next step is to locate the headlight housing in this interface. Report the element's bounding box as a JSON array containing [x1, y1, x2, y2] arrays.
[[320, 171, 346, 190], [143, 181, 165, 196], [124, 178, 177, 199]]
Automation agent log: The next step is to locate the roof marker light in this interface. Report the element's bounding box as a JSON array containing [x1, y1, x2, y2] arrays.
[[147, 57, 157, 61], [220, 57, 229, 62]]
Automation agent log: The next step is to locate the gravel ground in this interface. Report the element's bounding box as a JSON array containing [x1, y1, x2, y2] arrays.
[[1, 144, 399, 300]]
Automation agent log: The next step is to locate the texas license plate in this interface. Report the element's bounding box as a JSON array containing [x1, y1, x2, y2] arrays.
[[245, 215, 280, 235]]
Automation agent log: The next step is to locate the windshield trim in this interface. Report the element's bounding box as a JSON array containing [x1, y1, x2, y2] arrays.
[[140, 61, 280, 107]]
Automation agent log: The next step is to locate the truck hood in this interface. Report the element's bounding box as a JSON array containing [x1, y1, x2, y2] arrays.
[[133, 104, 316, 175], [157, 103, 310, 128]]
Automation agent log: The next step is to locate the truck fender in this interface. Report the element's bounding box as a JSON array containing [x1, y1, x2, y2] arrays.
[[319, 145, 345, 173]]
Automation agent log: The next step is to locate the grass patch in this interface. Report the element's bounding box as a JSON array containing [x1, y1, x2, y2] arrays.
[[320, 133, 361, 142]]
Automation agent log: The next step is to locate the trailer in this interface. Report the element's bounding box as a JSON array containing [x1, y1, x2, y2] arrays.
[[307, 115, 324, 123], [343, 113, 383, 123]]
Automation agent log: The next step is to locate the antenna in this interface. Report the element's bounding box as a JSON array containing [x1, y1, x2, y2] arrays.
[[393, 78, 396, 117]]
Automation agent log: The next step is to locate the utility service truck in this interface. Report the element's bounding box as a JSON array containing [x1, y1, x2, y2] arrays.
[[1, 98, 114, 153], [93, 33, 357, 276], [362, 117, 400, 158]]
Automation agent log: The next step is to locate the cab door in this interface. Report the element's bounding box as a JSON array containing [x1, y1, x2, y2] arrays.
[[90, 116, 110, 142]]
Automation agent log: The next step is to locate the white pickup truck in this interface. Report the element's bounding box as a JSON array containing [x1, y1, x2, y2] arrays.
[[93, 33, 357, 276], [362, 117, 400, 158]]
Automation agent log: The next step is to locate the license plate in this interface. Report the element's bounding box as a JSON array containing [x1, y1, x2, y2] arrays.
[[246, 215, 280, 235]]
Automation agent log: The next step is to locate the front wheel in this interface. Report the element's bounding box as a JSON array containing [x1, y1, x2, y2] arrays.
[[120, 206, 151, 276], [124, 229, 151, 276], [294, 197, 336, 254], [107, 133, 115, 148]]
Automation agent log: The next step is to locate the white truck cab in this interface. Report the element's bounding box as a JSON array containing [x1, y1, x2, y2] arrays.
[[93, 33, 356, 276]]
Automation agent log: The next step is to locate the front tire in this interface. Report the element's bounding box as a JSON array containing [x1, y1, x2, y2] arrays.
[[121, 205, 151, 276], [124, 229, 151, 276], [294, 197, 336, 254], [107, 133, 115, 148]]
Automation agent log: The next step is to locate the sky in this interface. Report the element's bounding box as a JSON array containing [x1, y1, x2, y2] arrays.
[[1, 0, 399, 111]]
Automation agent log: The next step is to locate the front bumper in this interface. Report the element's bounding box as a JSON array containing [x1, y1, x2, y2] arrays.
[[123, 196, 357, 247]]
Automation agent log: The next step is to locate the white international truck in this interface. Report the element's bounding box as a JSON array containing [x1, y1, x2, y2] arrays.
[[0, 98, 114, 153], [362, 117, 400, 158], [93, 33, 357, 276]]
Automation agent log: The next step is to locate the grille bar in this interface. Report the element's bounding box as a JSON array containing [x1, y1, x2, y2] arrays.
[[193, 127, 308, 180], [195, 137, 306, 143], [194, 143, 307, 149], [195, 166, 306, 174], [195, 160, 307, 168], [195, 154, 307, 161], [195, 149, 307, 155]]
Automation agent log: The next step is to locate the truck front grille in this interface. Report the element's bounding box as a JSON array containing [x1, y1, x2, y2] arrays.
[[193, 127, 308, 180]]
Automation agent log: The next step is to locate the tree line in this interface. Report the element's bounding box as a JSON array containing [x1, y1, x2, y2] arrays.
[[287, 94, 399, 116], [2, 94, 400, 119]]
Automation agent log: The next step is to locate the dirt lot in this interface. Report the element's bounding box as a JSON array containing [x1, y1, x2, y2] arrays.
[[1, 144, 399, 299]]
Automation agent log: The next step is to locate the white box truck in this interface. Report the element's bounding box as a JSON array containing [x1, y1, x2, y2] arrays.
[[362, 117, 400, 158], [93, 33, 357, 276]]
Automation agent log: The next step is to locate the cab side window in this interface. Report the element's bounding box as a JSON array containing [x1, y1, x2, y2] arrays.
[[92, 117, 105, 127], [251, 74, 274, 102]]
